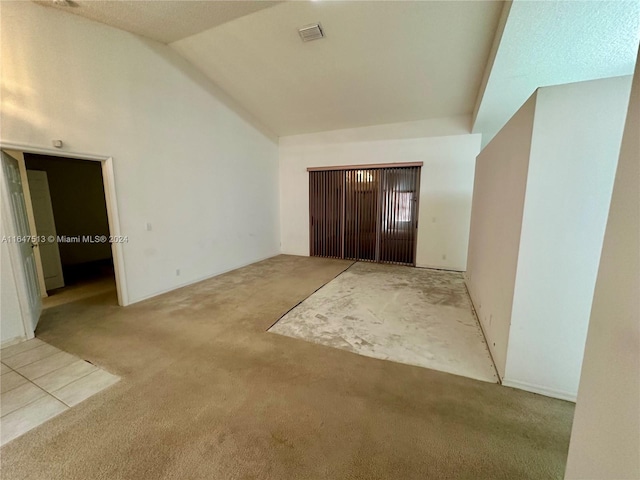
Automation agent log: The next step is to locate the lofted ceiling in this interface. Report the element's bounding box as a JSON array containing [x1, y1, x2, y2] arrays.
[[171, 1, 504, 136], [27, 1, 639, 140], [473, 0, 640, 147], [33, 0, 505, 136], [33, 0, 280, 44]]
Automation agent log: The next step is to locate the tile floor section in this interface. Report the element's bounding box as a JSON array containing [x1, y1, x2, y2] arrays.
[[0, 338, 119, 446]]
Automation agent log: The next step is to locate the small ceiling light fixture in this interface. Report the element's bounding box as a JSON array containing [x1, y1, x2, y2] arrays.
[[298, 23, 324, 42]]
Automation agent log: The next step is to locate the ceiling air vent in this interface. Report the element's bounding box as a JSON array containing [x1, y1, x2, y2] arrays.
[[298, 23, 324, 42]]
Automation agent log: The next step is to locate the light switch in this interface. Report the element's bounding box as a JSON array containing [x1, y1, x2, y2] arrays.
[[145, 222, 152, 231]]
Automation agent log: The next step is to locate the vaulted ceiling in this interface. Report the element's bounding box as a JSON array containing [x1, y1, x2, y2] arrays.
[[36, 0, 504, 137], [34, 0, 281, 44], [36, 1, 638, 141], [170, 1, 504, 135]]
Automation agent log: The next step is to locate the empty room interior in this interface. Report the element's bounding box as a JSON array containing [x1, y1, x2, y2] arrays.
[[0, 1, 638, 479]]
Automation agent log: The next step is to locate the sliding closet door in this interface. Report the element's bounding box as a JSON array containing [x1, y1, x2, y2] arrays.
[[379, 166, 420, 265], [309, 165, 420, 265], [309, 170, 343, 258]]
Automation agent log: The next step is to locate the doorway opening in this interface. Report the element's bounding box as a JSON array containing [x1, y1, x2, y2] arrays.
[[24, 153, 116, 309], [1, 144, 127, 340], [309, 163, 421, 266]]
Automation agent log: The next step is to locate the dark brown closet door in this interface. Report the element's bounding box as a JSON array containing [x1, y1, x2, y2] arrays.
[[309, 170, 343, 258]]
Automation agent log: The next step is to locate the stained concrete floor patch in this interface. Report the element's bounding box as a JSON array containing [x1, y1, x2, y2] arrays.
[[269, 262, 498, 383]]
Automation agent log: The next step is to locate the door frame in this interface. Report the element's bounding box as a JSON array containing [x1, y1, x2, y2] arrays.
[[0, 141, 129, 311]]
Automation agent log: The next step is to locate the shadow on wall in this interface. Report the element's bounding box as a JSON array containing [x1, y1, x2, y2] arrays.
[[0, 3, 277, 148], [417, 191, 474, 270], [140, 37, 278, 143]]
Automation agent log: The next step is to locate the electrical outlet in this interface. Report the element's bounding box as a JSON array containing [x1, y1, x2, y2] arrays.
[[442, 254, 447, 260], [176, 269, 180, 276], [145, 222, 152, 231]]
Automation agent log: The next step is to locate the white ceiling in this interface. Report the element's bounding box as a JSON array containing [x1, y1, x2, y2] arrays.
[[33, 0, 505, 136], [33, 0, 280, 44], [171, 1, 504, 136], [473, 0, 640, 147]]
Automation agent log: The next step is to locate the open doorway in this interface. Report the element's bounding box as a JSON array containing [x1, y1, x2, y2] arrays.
[[24, 154, 116, 309], [1, 144, 127, 342]]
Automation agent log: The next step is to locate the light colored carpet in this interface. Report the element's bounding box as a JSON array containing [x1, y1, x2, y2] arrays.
[[270, 262, 498, 383], [43, 276, 116, 309], [0, 255, 574, 480]]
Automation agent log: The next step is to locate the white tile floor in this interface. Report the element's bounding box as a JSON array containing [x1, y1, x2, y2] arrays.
[[0, 338, 119, 446]]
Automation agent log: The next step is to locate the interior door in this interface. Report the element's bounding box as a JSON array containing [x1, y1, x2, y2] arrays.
[[1, 152, 42, 332], [27, 170, 65, 290]]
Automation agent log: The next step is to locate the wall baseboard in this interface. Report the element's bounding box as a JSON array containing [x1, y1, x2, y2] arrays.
[[416, 263, 465, 272], [127, 252, 281, 306], [279, 253, 467, 273], [463, 278, 504, 382], [1, 335, 28, 349], [502, 378, 577, 402]]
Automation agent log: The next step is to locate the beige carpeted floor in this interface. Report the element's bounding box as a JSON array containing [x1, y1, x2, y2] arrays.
[[0, 255, 574, 480]]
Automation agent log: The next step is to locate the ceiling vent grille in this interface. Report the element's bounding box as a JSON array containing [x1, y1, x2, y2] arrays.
[[298, 24, 324, 42]]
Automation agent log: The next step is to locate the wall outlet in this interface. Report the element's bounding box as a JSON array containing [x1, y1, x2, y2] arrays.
[[145, 222, 152, 231], [442, 254, 447, 260], [176, 269, 180, 276]]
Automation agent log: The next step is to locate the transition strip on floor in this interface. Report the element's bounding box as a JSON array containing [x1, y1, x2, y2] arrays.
[[0, 338, 120, 446]]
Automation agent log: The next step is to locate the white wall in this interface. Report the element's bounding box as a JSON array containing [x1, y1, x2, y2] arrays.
[[466, 76, 632, 400], [504, 76, 632, 400], [465, 94, 536, 378], [564, 55, 640, 480], [0, 1, 280, 304], [279, 116, 481, 271]]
